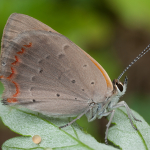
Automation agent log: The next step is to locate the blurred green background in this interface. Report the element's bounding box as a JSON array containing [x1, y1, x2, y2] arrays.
[[0, 0, 150, 147]]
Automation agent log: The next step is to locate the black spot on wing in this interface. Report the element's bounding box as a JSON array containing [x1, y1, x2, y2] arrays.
[[58, 53, 65, 59], [1, 99, 8, 105], [83, 64, 87, 67], [71, 80, 76, 83], [57, 93, 60, 97]]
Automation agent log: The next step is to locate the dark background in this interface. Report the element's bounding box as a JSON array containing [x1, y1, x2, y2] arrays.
[[0, 0, 150, 146]]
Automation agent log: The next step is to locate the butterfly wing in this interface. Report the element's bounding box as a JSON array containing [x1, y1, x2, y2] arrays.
[[0, 14, 113, 117], [1, 13, 58, 54]]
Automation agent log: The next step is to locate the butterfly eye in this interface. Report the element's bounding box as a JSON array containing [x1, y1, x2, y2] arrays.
[[116, 82, 123, 92]]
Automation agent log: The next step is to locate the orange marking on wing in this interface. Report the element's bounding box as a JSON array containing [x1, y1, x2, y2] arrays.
[[0, 75, 4, 78], [2, 42, 32, 101], [11, 56, 19, 65], [7, 98, 18, 103], [23, 42, 32, 47], [12, 81, 20, 97], [7, 67, 15, 79], [90, 59, 112, 89], [92, 60, 111, 86], [17, 47, 25, 54]]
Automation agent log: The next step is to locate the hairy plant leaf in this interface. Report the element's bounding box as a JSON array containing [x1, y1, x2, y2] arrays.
[[0, 101, 117, 150]]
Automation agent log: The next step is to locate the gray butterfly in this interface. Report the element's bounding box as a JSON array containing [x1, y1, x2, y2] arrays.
[[0, 13, 142, 144]]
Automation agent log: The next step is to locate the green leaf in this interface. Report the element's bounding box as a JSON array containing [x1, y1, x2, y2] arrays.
[[1, 99, 150, 150], [0, 101, 117, 150], [108, 107, 150, 150]]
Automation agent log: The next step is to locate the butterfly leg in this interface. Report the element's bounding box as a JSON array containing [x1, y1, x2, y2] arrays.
[[59, 102, 95, 129], [112, 101, 142, 130], [99, 110, 115, 144]]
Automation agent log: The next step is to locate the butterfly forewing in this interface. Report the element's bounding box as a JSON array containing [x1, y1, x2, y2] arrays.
[[0, 14, 112, 116]]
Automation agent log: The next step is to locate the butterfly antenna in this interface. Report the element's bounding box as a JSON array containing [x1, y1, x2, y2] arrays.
[[118, 44, 150, 80]]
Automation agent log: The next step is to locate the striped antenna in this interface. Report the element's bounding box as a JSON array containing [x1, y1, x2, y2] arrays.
[[118, 44, 150, 80]]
